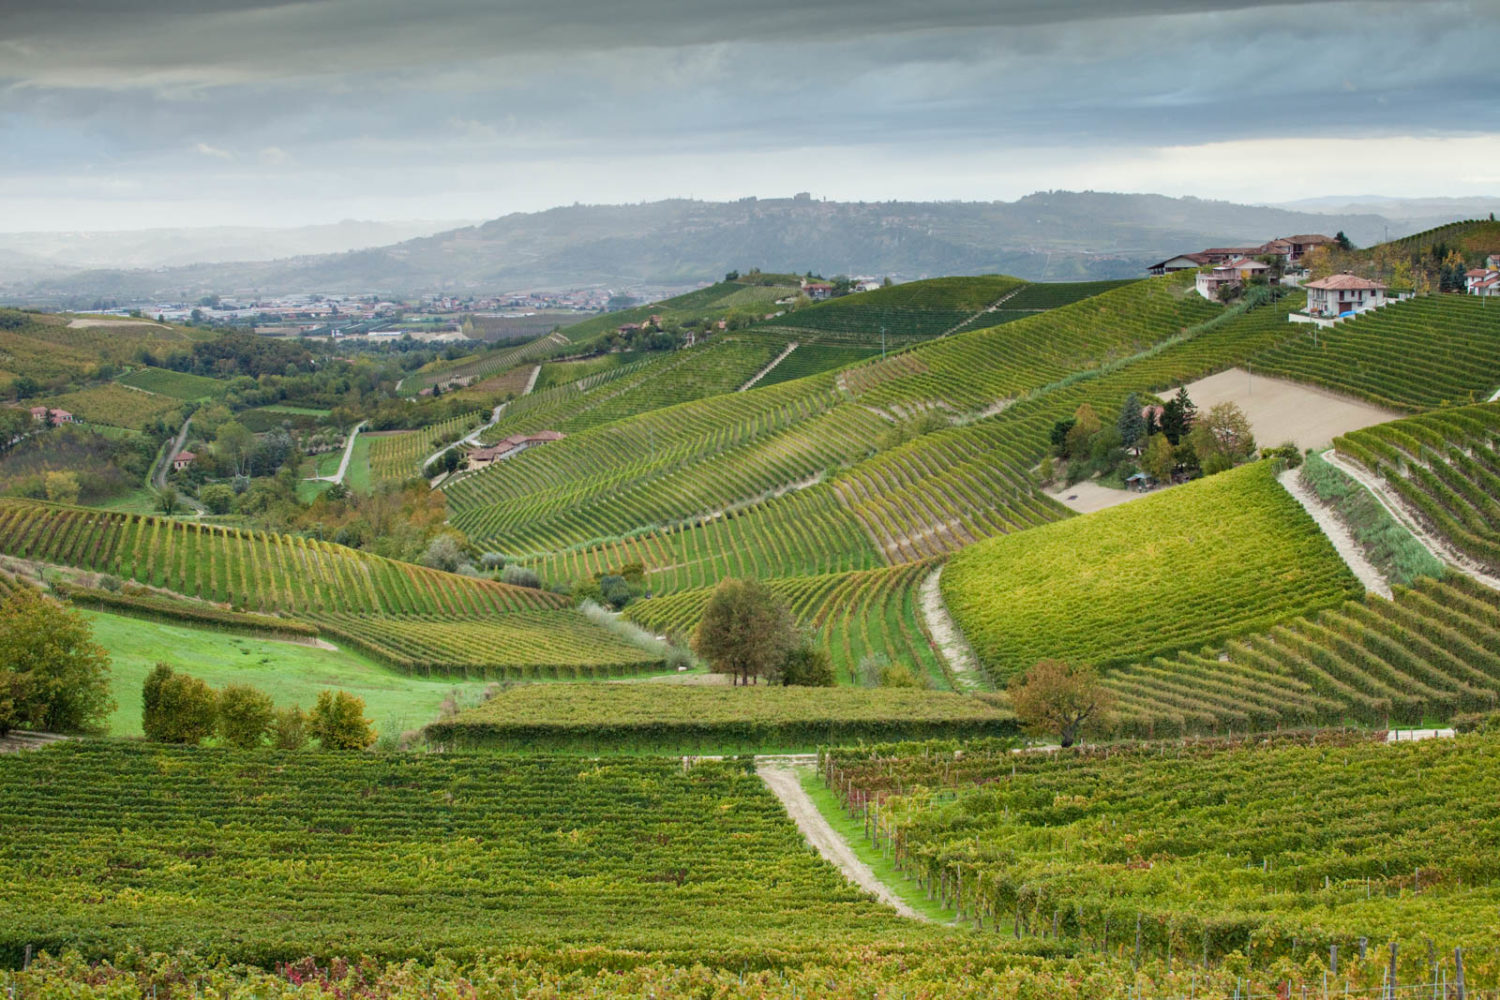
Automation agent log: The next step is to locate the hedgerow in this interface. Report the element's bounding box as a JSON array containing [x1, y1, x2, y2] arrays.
[[427, 684, 1016, 752]]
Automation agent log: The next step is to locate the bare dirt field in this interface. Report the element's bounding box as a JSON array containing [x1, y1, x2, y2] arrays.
[[1173, 368, 1402, 451], [1049, 480, 1147, 514], [67, 318, 171, 330]]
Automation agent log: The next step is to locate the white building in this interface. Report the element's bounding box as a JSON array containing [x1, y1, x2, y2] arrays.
[[1302, 273, 1388, 318], [1195, 257, 1273, 300]]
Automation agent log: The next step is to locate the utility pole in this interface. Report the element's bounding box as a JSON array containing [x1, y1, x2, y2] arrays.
[[881, 325, 886, 359]]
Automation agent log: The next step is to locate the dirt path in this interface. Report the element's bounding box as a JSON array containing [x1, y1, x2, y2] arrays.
[[1323, 451, 1500, 591], [739, 341, 798, 391], [305, 420, 367, 484], [1049, 480, 1148, 514], [917, 566, 982, 690], [756, 763, 925, 920], [1278, 467, 1392, 599], [522, 364, 541, 396]]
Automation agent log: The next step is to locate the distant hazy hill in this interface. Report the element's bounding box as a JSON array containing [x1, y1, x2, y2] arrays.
[[6, 192, 1477, 304]]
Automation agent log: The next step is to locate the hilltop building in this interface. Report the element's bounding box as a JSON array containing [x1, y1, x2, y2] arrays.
[[1149, 234, 1334, 278], [467, 431, 566, 469], [1466, 265, 1500, 297], [1195, 257, 1273, 300], [1302, 274, 1388, 318]]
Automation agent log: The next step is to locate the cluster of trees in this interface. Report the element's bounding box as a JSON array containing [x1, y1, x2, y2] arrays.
[[0, 427, 156, 506], [1302, 232, 1489, 295], [692, 578, 835, 687], [142, 665, 376, 750], [1044, 389, 1262, 487], [0, 590, 113, 737], [571, 562, 648, 609]]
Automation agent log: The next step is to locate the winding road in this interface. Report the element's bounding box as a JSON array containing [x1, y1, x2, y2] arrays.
[[152, 416, 206, 515], [304, 420, 367, 485]]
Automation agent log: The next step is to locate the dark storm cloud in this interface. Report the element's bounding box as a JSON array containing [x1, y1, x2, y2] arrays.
[[0, 0, 1494, 229]]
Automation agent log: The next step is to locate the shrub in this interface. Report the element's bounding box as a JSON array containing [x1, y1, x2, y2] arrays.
[[778, 644, 835, 687], [308, 690, 376, 750], [272, 705, 309, 750], [199, 483, 236, 515], [141, 664, 218, 745], [502, 564, 541, 589], [217, 683, 275, 749], [877, 662, 928, 689]]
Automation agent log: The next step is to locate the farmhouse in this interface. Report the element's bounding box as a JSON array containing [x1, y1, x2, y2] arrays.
[[1303, 273, 1387, 318], [172, 450, 197, 471], [1467, 266, 1500, 297], [467, 431, 566, 469], [804, 282, 835, 301], [1195, 257, 1272, 299], [1147, 252, 1214, 275], [28, 406, 76, 424]]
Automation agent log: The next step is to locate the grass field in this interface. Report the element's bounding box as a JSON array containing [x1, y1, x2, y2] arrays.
[[86, 610, 490, 738]]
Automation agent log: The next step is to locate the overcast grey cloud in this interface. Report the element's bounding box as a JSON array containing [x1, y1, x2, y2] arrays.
[[0, 0, 1496, 230]]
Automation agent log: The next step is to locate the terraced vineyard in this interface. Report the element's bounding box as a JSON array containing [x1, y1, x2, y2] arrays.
[[825, 732, 1500, 955], [848, 277, 1222, 413], [755, 276, 1027, 345], [115, 366, 227, 399], [1335, 401, 1500, 570], [400, 330, 568, 396], [0, 745, 914, 963], [1104, 573, 1500, 736], [502, 290, 1306, 592], [429, 683, 1014, 751], [0, 499, 562, 616], [628, 560, 953, 686], [474, 338, 785, 440], [310, 610, 665, 678], [527, 484, 882, 593], [753, 343, 880, 387], [1249, 295, 1500, 409], [942, 461, 1362, 682], [367, 411, 483, 485], [38, 383, 180, 428]]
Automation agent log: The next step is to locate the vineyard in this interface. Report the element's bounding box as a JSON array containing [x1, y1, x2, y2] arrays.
[[627, 560, 954, 686], [0, 311, 206, 395], [309, 610, 666, 678], [822, 732, 1500, 958], [0, 745, 916, 964], [38, 382, 180, 428], [941, 461, 1362, 681], [755, 276, 1027, 345], [400, 331, 568, 396], [1248, 295, 1500, 409], [428, 684, 1015, 751], [1103, 573, 1500, 736], [0, 499, 563, 617], [753, 343, 881, 387], [366, 410, 482, 485], [1335, 401, 1500, 571], [848, 277, 1222, 413], [115, 366, 227, 400]]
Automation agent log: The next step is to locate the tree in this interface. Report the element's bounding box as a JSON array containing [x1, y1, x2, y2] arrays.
[[272, 705, 308, 750], [1007, 659, 1114, 748], [1116, 393, 1146, 454], [215, 421, 255, 477], [1049, 418, 1077, 457], [44, 470, 81, 505], [693, 578, 799, 686], [308, 690, 376, 750], [199, 482, 236, 515], [1064, 403, 1102, 460], [1159, 387, 1197, 445], [1334, 231, 1354, 251], [217, 683, 275, 748], [1187, 402, 1256, 476], [141, 664, 217, 744], [1142, 433, 1176, 482], [419, 534, 466, 573], [0, 589, 113, 735], [778, 643, 835, 687], [157, 486, 179, 515]]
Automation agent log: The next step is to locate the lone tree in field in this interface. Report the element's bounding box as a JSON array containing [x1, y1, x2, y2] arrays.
[[693, 578, 798, 686], [0, 588, 113, 736], [1008, 659, 1114, 748]]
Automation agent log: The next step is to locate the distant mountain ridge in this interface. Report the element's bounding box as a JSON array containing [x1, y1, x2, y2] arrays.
[[6, 192, 1492, 305]]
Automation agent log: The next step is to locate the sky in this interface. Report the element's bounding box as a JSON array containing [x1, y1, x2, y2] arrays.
[[1, 0, 1497, 232]]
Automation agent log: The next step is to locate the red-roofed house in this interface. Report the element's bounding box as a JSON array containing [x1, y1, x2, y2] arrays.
[[466, 431, 566, 469], [1147, 252, 1214, 276], [29, 406, 75, 425], [1195, 257, 1273, 299], [803, 282, 835, 301], [172, 451, 197, 471], [1303, 274, 1388, 318]]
